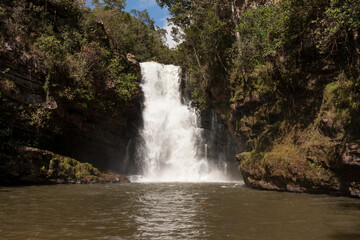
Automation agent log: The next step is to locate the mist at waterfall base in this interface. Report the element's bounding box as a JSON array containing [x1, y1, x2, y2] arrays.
[[127, 62, 240, 182]]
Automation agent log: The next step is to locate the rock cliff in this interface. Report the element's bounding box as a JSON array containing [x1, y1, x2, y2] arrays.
[[0, 0, 144, 184], [218, 51, 360, 198], [0, 43, 141, 184], [204, 0, 360, 198]]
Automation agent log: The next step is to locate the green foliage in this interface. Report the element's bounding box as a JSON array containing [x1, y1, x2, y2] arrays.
[[108, 56, 138, 101], [238, 3, 288, 62], [162, 0, 235, 108], [130, 9, 155, 29], [315, 0, 360, 53], [0, 0, 176, 161], [48, 156, 101, 180], [232, 2, 290, 98], [1, 0, 172, 107], [92, 0, 125, 10], [0, 68, 9, 79], [314, 0, 360, 93], [325, 73, 360, 115], [92, 5, 173, 62], [163, 0, 359, 117], [160, 0, 359, 195]]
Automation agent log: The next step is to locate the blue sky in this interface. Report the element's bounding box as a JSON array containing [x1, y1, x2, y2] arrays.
[[124, 0, 177, 48], [124, 0, 169, 27]]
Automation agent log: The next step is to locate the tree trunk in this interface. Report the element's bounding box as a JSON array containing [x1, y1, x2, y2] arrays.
[[231, 0, 240, 42], [192, 46, 207, 84], [231, 0, 248, 84], [354, 30, 360, 84]]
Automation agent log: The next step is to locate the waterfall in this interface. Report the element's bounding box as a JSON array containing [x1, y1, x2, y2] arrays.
[[137, 62, 230, 182]]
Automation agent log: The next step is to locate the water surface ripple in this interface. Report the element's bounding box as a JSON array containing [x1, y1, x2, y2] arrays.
[[0, 183, 360, 240]]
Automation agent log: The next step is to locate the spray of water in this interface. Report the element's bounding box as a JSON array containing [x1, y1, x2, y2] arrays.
[[136, 62, 230, 182]]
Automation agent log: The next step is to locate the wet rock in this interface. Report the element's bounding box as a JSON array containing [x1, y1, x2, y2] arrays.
[[98, 173, 130, 183], [50, 173, 130, 184], [349, 184, 360, 198], [318, 118, 341, 138], [0, 147, 130, 185], [243, 176, 282, 191], [232, 93, 262, 112], [286, 183, 306, 193], [341, 143, 360, 167]]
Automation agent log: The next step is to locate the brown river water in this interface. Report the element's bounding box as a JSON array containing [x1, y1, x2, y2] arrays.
[[0, 182, 360, 240]]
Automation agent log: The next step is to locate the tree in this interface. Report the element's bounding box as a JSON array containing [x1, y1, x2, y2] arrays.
[[92, 0, 125, 10]]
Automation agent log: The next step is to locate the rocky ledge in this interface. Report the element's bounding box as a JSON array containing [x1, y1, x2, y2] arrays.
[[224, 78, 360, 198], [0, 146, 130, 186], [237, 141, 360, 198]]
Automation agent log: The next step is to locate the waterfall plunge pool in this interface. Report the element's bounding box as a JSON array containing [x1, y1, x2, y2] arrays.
[[2, 63, 358, 239], [1, 183, 360, 240]]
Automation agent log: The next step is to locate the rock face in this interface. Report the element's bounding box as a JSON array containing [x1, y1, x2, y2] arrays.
[[180, 71, 240, 179], [0, 146, 130, 185], [228, 84, 360, 198], [0, 45, 142, 173], [0, 0, 143, 184], [189, 0, 360, 199]]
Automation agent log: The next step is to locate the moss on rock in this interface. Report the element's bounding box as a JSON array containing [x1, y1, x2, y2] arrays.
[[0, 146, 129, 185], [237, 78, 360, 198]]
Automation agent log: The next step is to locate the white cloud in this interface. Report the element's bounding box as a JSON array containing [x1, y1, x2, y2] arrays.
[[159, 16, 168, 27], [162, 18, 183, 49], [163, 23, 177, 49]]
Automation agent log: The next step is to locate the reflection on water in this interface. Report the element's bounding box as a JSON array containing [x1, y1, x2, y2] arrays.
[[133, 185, 200, 239], [0, 183, 360, 240]]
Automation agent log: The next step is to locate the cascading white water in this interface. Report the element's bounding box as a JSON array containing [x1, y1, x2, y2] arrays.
[[138, 62, 229, 182]]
